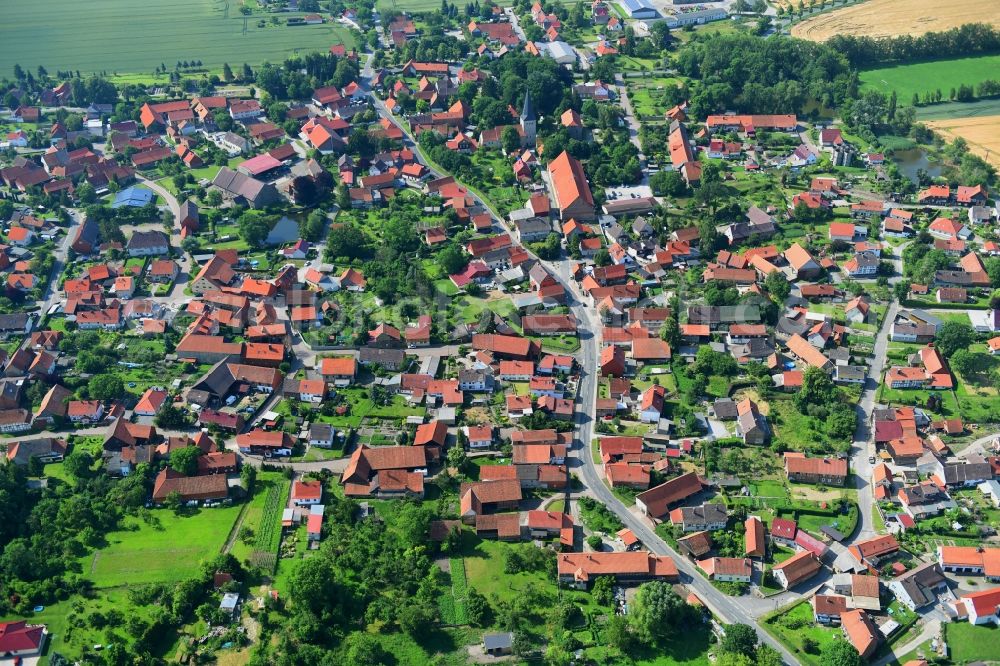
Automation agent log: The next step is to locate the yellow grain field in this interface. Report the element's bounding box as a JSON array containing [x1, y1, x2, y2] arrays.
[[923, 115, 1000, 168], [791, 0, 1000, 40]]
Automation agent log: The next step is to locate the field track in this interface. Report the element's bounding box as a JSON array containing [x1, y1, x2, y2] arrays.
[[791, 0, 1000, 40], [0, 0, 354, 75], [923, 115, 1000, 168]]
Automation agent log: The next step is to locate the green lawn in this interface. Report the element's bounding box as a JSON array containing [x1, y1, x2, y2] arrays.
[[764, 600, 843, 666], [1, 0, 356, 74], [860, 54, 1000, 102], [81, 505, 242, 587], [944, 622, 1000, 662]]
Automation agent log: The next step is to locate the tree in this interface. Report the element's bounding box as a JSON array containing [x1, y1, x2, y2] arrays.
[[342, 633, 389, 666], [764, 271, 790, 301], [241, 464, 257, 494], [155, 403, 189, 429], [819, 640, 862, 666], [204, 189, 223, 207], [716, 654, 755, 666], [63, 450, 94, 481], [237, 211, 275, 249], [170, 445, 202, 477], [934, 320, 975, 357], [604, 613, 632, 652], [501, 126, 521, 154], [721, 623, 759, 660], [629, 581, 696, 645], [592, 575, 614, 606], [437, 243, 469, 276], [594, 249, 611, 266], [755, 644, 783, 666], [466, 587, 492, 627], [949, 349, 978, 380], [88, 374, 124, 400], [398, 601, 437, 634], [447, 444, 467, 470]]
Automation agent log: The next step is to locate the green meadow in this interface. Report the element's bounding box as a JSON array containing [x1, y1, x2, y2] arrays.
[[81, 505, 242, 588], [859, 54, 1000, 101], [1, 0, 355, 75]]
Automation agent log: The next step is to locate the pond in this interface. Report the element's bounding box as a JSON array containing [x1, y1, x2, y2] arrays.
[[892, 148, 943, 184]]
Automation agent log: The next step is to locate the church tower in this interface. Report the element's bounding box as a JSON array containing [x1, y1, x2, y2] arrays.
[[520, 90, 537, 143]]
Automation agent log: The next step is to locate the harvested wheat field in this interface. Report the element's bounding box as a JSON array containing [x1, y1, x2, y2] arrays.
[[791, 0, 1000, 41], [923, 115, 1000, 168]]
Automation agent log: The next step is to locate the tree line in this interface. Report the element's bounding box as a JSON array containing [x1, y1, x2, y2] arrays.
[[828, 23, 1000, 68]]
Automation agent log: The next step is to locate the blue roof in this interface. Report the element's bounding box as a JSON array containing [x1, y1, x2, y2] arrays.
[[111, 186, 154, 209], [621, 0, 657, 14]]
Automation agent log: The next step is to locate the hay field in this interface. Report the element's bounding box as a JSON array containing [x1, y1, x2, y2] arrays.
[[791, 0, 1000, 40], [923, 115, 1000, 167], [0, 0, 355, 75]]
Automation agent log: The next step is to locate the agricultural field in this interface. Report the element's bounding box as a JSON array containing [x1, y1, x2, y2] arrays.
[[81, 505, 242, 588], [923, 115, 1000, 168], [859, 55, 1000, 101], [0, 0, 356, 75], [791, 0, 1000, 40]]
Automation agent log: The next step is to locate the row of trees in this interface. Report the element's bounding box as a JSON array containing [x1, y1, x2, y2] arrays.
[[828, 23, 1000, 68]]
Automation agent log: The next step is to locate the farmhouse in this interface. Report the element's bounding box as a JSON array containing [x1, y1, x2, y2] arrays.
[[557, 552, 678, 588]]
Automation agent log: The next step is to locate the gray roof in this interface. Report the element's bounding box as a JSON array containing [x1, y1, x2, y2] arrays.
[[520, 90, 535, 122], [0, 313, 30, 331], [891, 562, 947, 609], [942, 462, 992, 485], [127, 230, 169, 251], [212, 167, 279, 206], [309, 423, 335, 440], [713, 398, 738, 420], [359, 347, 405, 366], [680, 503, 728, 524], [483, 632, 514, 650]]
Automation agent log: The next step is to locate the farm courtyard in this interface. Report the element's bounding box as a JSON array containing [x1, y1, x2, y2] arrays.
[[0, 0, 356, 75]]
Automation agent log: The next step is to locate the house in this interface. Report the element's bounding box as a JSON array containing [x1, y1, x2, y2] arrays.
[[483, 633, 514, 657], [460, 479, 522, 521], [308, 423, 336, 448], [770, 518, 798, 546], [848, 534, 899, 570], [235, 430, 294, 456], [840, 610, 880, 659], [736, 398, 768, 445], [669, 503, 727, 532], [772, 551, 822, 589], [958, 586, 1000, 624], [127, 230, 169, 257], [341, 445, 427, 499], [813, 594, 849, 624], [888, 562, 948, 610], [784, 454, 847, 485], [785, 334, 833, 372], [898, 482, 955, 520], [938, 546, 1000, 580], [5, 437, 67, 466], [212, 167, 280, 208], [784, 243, 821, 280], [557, 552, 678, 588], [548, 151, 595, 220], [928, 217, 971, 241], [698, 557, 752, 582], [68, 399, 105, 424], [152, 468, 228, 504], [636, 472, 703, 518], [291, 479, 323, 506], [134, 388, 167, 416], [0, 620, 48, 659]]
